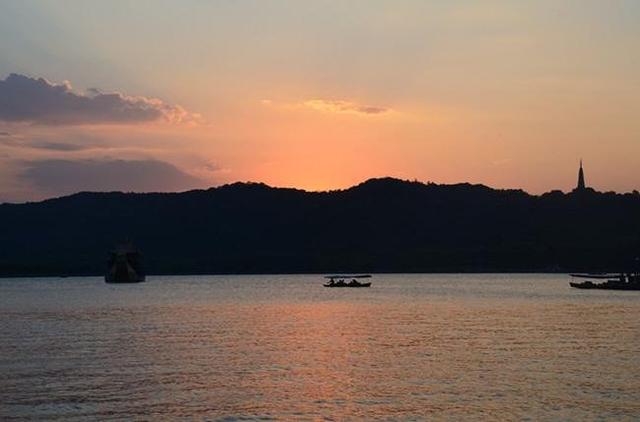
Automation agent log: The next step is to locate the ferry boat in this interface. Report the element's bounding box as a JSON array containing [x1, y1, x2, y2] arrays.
[[323, 274, 372, 288], [569, 272, 640, 290], [105, 242, 146, 283]]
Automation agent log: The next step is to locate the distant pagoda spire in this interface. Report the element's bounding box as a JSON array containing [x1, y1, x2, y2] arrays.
[[576, 159, 586, 191]]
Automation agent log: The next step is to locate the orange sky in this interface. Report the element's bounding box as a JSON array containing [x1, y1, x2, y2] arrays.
[[1, 1, 639, 201]]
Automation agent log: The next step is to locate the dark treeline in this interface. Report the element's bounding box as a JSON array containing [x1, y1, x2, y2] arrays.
[[1, 178, 639, 276]]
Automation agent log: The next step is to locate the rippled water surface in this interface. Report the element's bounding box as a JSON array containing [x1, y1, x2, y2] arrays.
[[1, 274, 640, 420]]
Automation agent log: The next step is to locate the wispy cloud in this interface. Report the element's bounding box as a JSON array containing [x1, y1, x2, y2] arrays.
[[262, 98, 391, 116], [0, 135, 102, 152], [0, 73, 201, 125], [22, 141, 91, 152], [302, 99, 390, 115]]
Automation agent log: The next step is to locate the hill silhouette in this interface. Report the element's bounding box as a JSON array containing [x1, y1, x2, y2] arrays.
[[1, 177, 639, 276]]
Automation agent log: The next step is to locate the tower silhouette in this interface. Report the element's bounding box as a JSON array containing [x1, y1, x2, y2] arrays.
[[576, 159, 586, 191]]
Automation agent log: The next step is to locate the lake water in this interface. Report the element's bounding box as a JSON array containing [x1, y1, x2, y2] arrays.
[[1, 274, 639, 421]]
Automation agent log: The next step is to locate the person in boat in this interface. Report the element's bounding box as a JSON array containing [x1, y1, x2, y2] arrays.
[[328, 279, 335, 286]]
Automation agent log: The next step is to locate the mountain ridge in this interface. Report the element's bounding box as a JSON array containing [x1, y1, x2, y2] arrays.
[[1, 177, 639, 276]]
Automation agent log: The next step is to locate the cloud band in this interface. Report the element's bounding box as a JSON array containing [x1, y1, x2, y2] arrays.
[[0, 73, 197, 125]]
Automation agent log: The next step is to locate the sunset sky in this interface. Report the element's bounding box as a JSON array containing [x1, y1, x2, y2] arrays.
[[1, 0, 639, 202]]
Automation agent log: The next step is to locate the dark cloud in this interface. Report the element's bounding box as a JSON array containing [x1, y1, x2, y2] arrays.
[[0, 131, 11, 137], [29, 141, 90, 151], [22, 158, 206, 196], [0, 137, 91, 151], [0, 73, 195, 125]]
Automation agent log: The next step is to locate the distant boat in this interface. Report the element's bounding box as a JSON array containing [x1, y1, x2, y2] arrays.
[[105, 242, 146, 283], [323, 274, 372, 288], [569, 273, 619, 279], [569, 272, 640, 290]]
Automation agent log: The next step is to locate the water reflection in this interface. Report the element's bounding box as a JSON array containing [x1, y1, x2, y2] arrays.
[[1, 275, 640, 420]]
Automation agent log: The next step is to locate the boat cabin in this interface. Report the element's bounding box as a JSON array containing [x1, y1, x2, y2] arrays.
[[323, 274, 372, 288]]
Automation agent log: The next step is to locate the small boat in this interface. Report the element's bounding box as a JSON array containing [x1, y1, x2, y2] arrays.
[[569, 272, 640, 290], [105, 241, 146, 283], [323, 274, 372, 288]]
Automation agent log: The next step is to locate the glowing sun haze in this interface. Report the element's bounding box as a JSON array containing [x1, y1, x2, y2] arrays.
[[1, 0, 639, 202]]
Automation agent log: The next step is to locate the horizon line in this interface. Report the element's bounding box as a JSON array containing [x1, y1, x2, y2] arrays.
[[4, 176, 638, 206]]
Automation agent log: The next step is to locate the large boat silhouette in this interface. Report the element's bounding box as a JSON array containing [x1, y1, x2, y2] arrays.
[[105, 242, 146, 283], [570, 271, 640, 290]]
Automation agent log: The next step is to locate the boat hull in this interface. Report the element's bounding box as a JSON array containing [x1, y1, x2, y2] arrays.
[[105, 274, 145, 283], [323, 282, 371, 288], [569, 273, 619, 279], [570, 281, 640, 290], [105, 263, 146, 283]]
